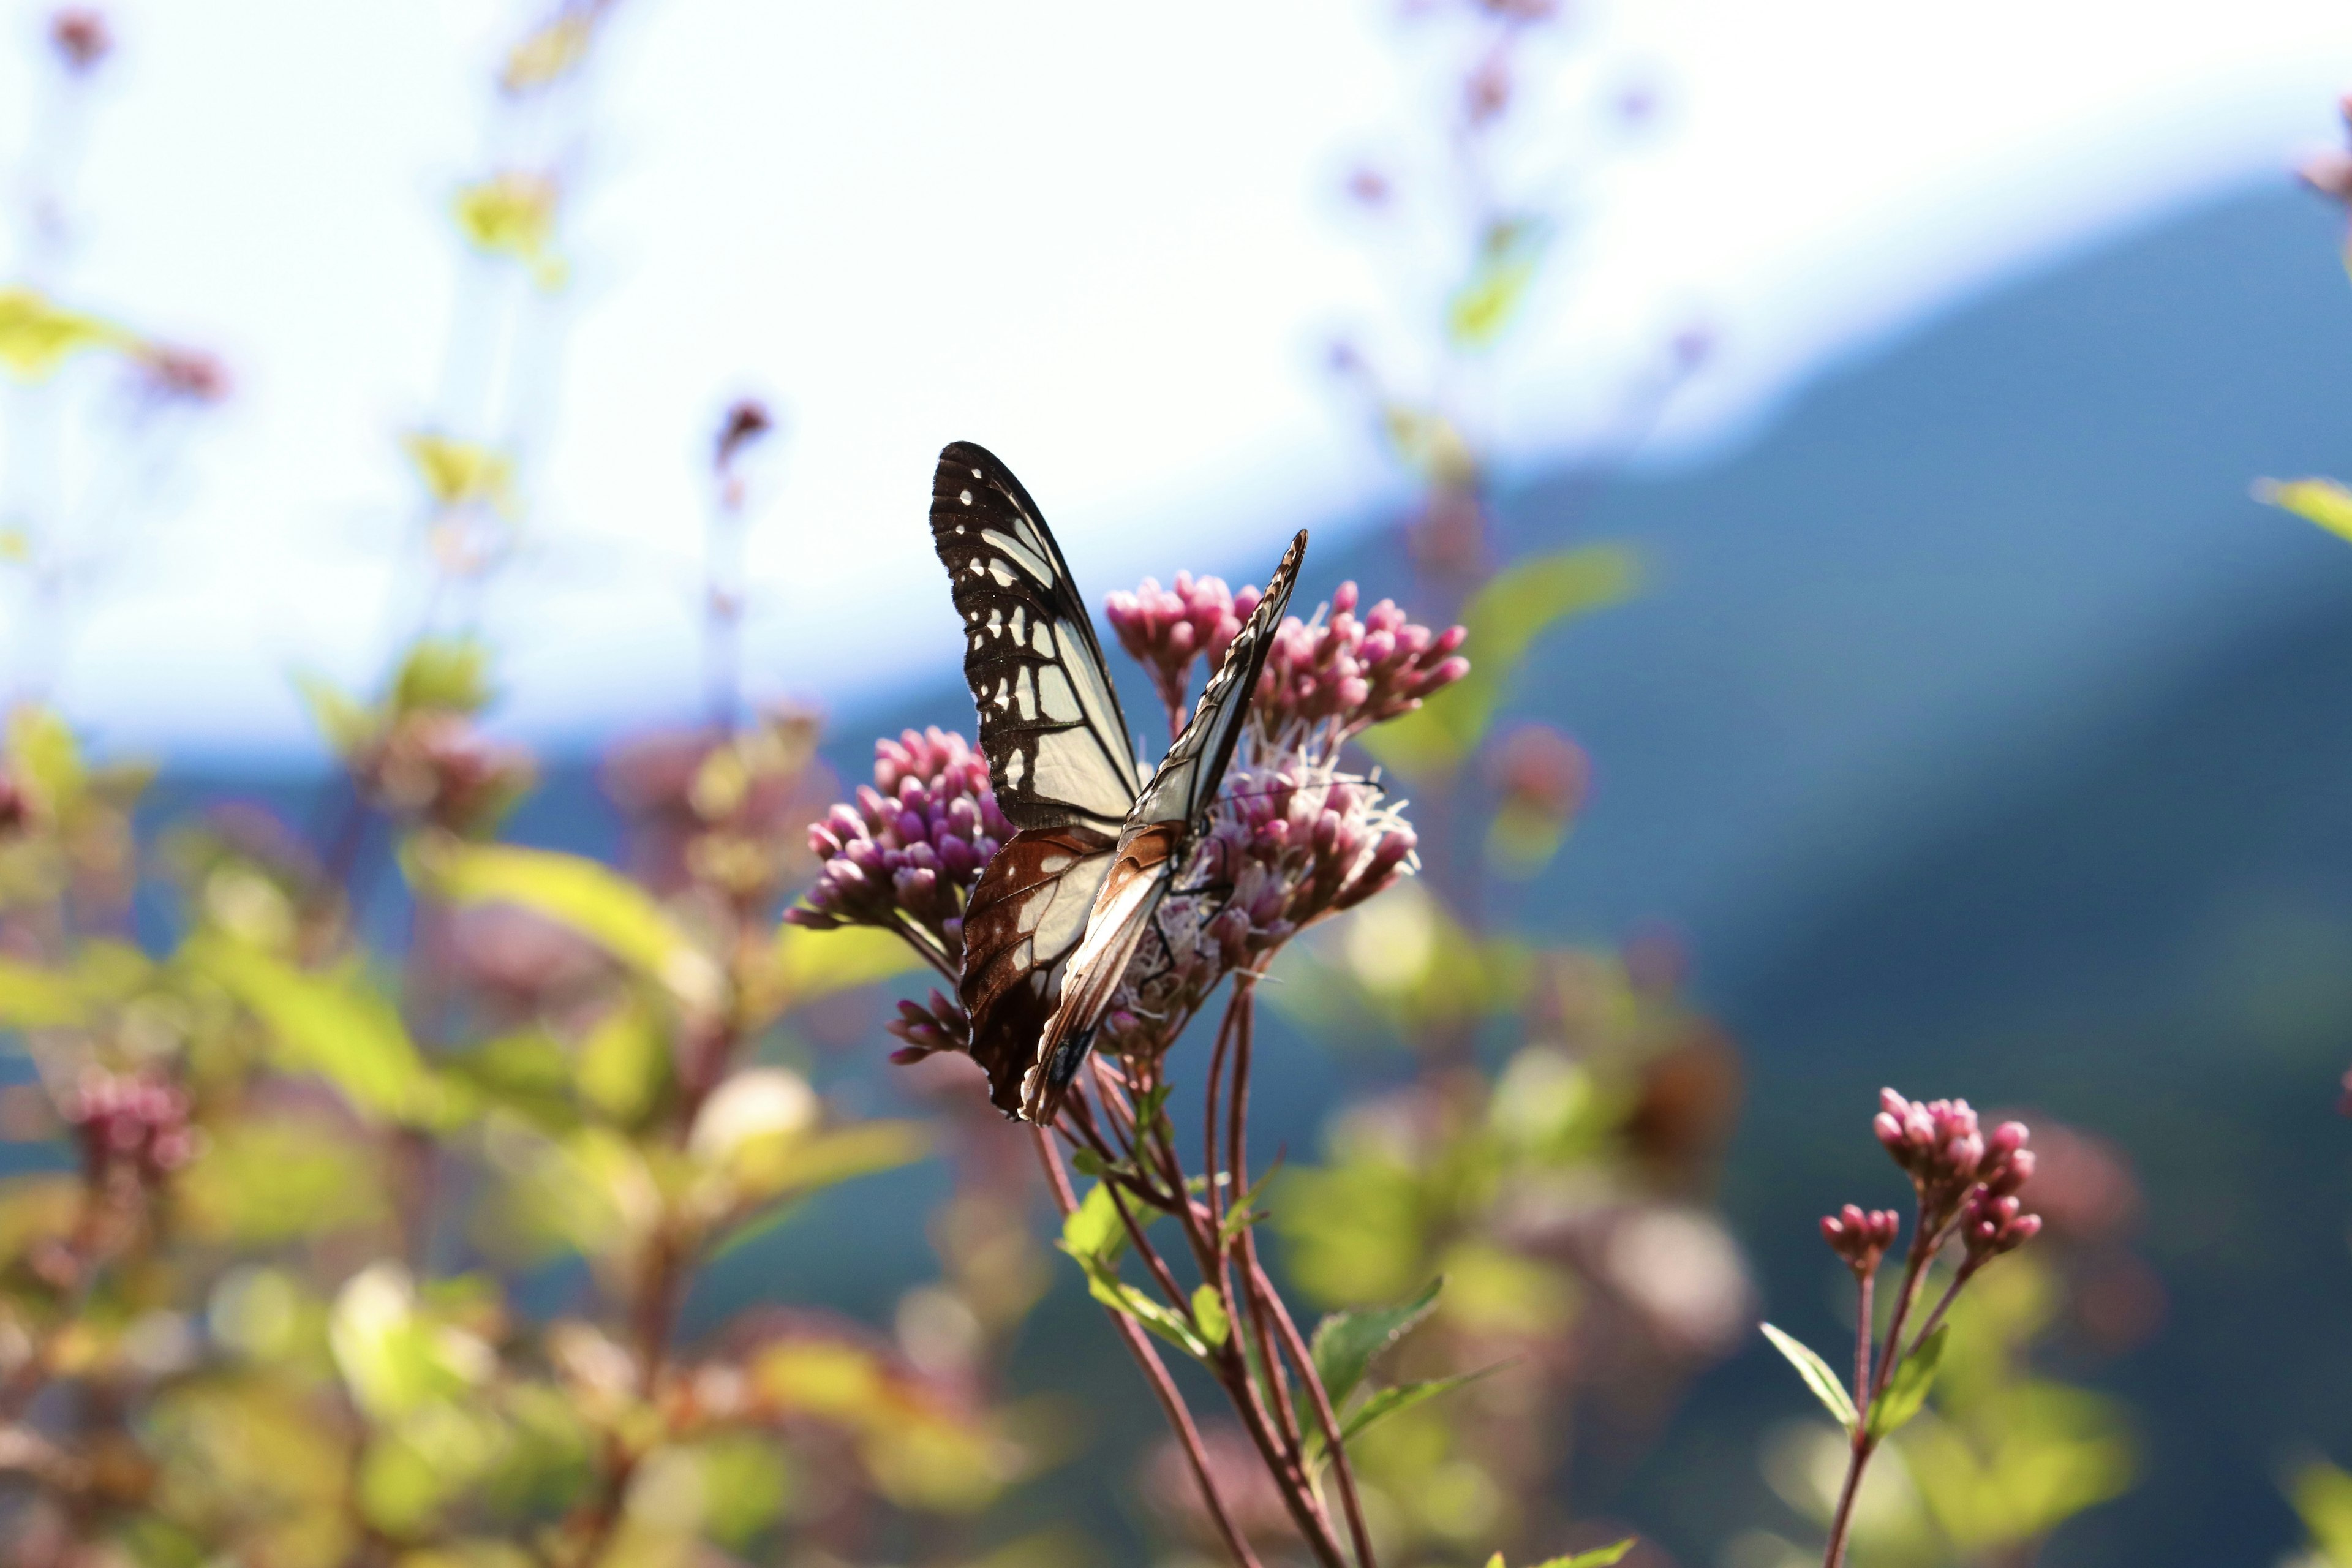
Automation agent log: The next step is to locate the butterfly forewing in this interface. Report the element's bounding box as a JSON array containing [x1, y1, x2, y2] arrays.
[[930, 442, 1140, 837], [1022, 529, 1309, 1120], [1129, 529, 1306, 831]]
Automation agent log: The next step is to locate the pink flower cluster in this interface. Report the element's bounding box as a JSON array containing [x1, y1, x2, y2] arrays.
[[1873, 1089, 2041, 1262], [62, 1068, 196, 1184], [1106, 573, 1262, 738], [884, 988, 970, 1065], [790, 728, 1008, 964], [1820, 1204, 1899, 1276], [1250, 583, 1468, 757], [1098, 764, 1417, 1058]]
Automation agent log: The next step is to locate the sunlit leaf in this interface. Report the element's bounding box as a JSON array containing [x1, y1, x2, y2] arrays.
[[1362, 544, 1638, 777], [8, 705, 85, 817], [178, 1118, 388, 1243], [451, 173, 567, 290], [1762, 1321, 1859, 1432], [770, 922, 923, 1006], [291, 669, 378, 756], [1381, 406, 1478, 488], [2290, 1459, 2352, 1567], [575, 1000, 670, 1126], [0, 285, 130, 380], [501, 11, 597, 92], [1448, 219, 1548, 349], [1310, 1277, 1442, 1412], [1192, 1284, 1231, 1351], [192, 935, 444, 1125], [329, 1262, 496, 1422], [0, 1175, 82, 1264], [404, 432, 520, 517], [1533, 1539, 1638, 1568], [391, 637, 496, 716], [2258, 477, 2352, 544], [1058, 1180, 1133, 1267], [407, 839, 722, 1012], [1074, 1253, 1213, 1360], [1869, 1323, 1948, 1439], [0, 957, 86, 1028], [1336, 1362, 1499, 1445]]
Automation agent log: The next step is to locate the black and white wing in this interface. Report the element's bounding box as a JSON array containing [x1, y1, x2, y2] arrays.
[[1022, 529, 1308, 1120], [930, 442, 1137, 1116], [930, 441, 1140, 837], [1129, 529, 1306, 832]]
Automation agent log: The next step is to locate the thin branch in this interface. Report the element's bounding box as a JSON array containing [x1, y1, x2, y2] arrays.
[[1033, 1127, 1266, 1568]]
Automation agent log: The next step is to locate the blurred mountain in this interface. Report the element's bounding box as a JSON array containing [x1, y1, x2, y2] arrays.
[[147, 181, 2352, 1559]]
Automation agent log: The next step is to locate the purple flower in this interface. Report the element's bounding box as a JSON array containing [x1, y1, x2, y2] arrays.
[[1098, 763, 1418, 1059], [790, 728, 1008, 969], [1874, 1088, 2040, 1241], [1247, 582, 1469, 758], [1820, 1204, 1899, 1275], [1961, 1189, 2043, 1264], [1106, 573, 1255, 738], [62, 1068, 196, 1184]]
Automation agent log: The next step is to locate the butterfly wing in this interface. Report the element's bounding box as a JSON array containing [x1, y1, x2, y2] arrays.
[[930, 442, 1144, 1114], [930, 441, 1141, 837], [1020, 529, 1309, 1121]]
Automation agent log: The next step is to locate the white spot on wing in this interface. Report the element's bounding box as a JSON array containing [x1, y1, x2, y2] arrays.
[[960, 489, 974, 505]]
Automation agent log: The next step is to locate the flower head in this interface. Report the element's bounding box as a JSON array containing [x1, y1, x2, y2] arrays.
[[62, 1068, 195, 1185], [790, 728, 1008, 967], [1820, 1204, 1899, 1276], [1248, 582, 1468, 759], [50, 9, 110, 72], [1106, 573, 1256, 737], [1874, 1088, 2039, 1243], [1098, 763, 1417, 1058]]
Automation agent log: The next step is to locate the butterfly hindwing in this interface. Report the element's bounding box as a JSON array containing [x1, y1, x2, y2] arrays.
[[957, 825, 1117, 1117], [930, 442, 1140, 837]]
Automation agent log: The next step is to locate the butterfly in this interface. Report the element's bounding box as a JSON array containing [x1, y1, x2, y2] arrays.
[[930, 440, 1306, 1121]]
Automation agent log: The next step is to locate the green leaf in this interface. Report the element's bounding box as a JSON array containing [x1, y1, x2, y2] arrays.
[[771, 922, 922, 1004], [1448, 218, 1548, 349], [408, 839, 722, 1012], [0, 958, 87, 1028], [1130, 1082, 1174, 1129], [1069, 1148, 1111, 1178], [1058, 1181, 1131, 1266], [1869, 1322, 1948, 1439], [193, 936, 443, 1125], [391, 637, 495, 715], [7, 706, 84, 816], [1361, 545, 1638, 778], [1310, 1277, 1443, 1412], [2258, 477, 2352, 545], [1760, 1321, 1859, 1433], [1533, 1539, 1638, 1568], [1337, 1363, 1497, 1444], [575, 1000, 671, 1125], [2289, 1459, 2352, 1566], [292, 669, 377, 757], [1218, 1156, 1283, 1245], [1074, 1254, 1211, 1360], [1192, 1284, 1231, 1351]]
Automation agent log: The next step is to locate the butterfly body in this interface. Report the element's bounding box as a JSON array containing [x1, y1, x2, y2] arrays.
[[930, 441, 1304, 1121]]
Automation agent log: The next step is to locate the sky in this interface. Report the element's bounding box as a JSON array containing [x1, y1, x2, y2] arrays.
[[3, 0, 2351, 758]]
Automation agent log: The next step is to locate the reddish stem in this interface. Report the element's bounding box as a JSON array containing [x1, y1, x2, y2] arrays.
[[1033, 1127, 1265, 1568]]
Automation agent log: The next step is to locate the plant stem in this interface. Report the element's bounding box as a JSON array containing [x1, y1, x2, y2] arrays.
[[1033, 1128, 1266, 1568], [1823, 1218, 1942, 1568]]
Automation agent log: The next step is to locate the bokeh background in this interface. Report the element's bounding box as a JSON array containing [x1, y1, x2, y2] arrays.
[[9, 1, 2352, 1564]]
